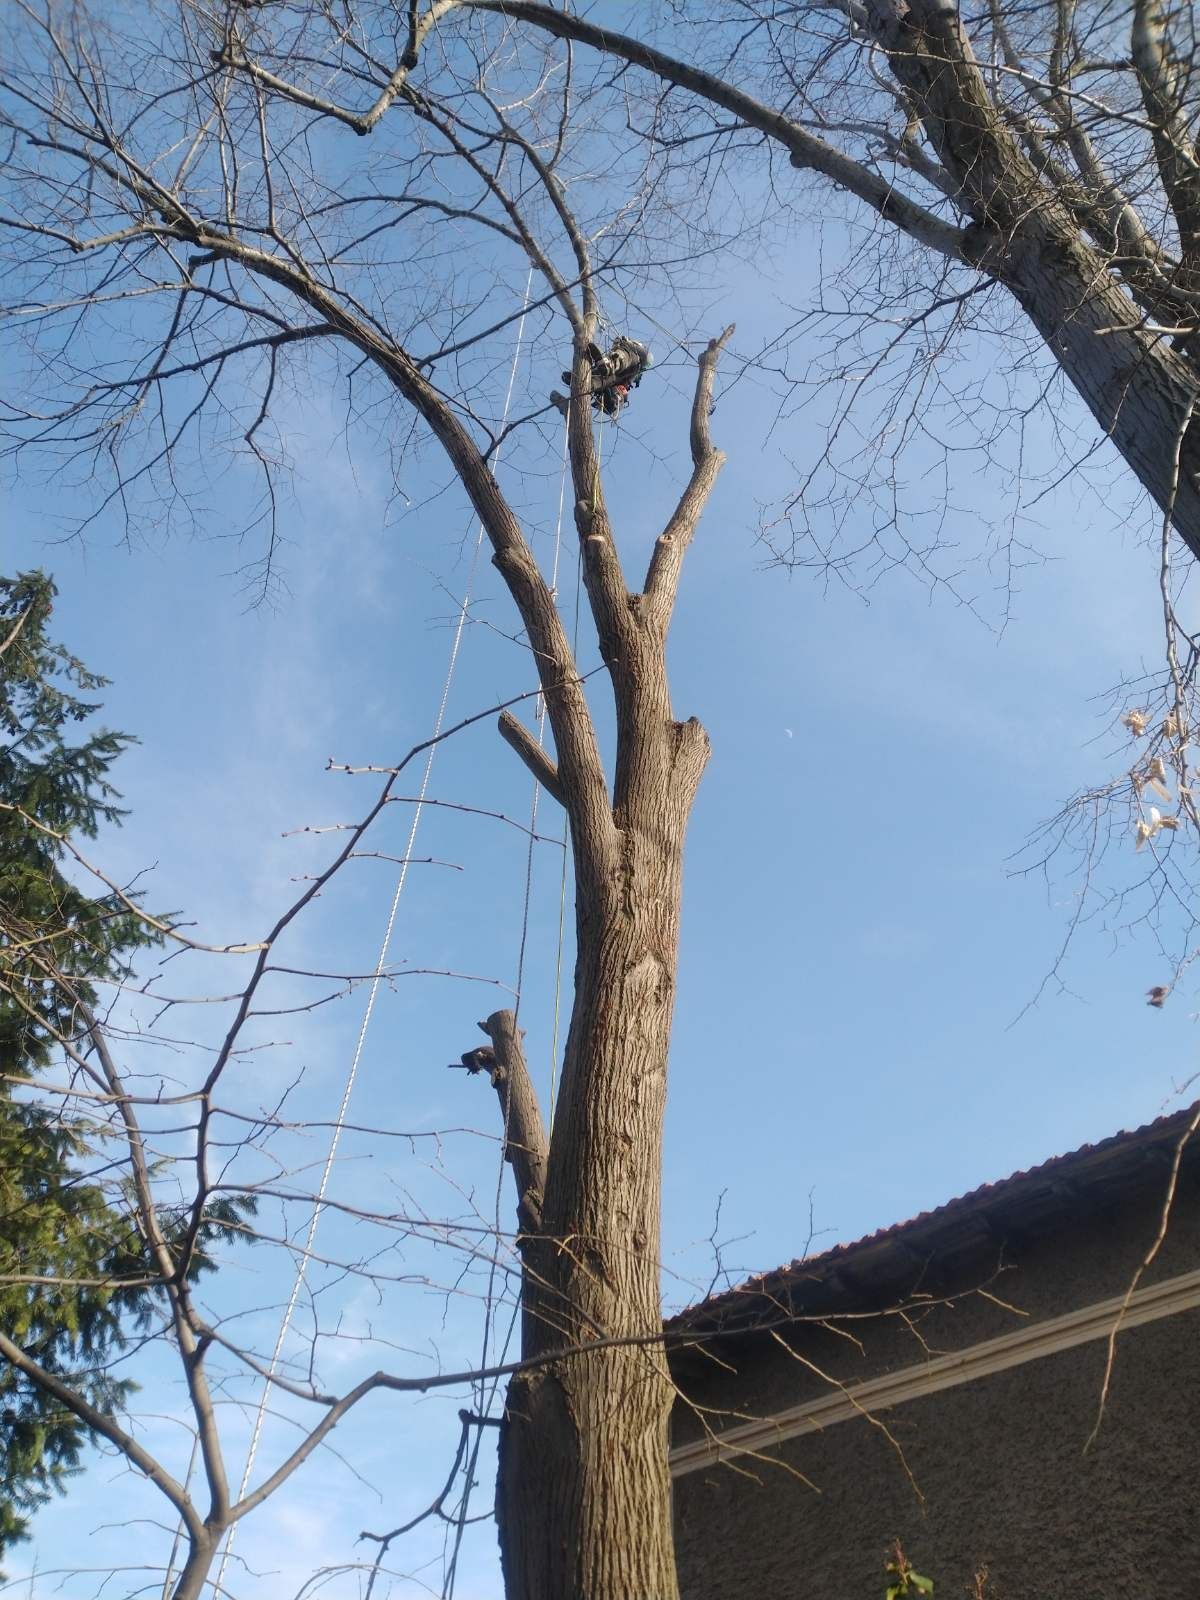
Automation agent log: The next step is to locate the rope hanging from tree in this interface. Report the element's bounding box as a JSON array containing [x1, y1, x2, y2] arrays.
[[205, 268, 583, 1592]]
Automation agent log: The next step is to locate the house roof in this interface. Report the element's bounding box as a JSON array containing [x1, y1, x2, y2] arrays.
[[669, 1102, 1200, 1336]]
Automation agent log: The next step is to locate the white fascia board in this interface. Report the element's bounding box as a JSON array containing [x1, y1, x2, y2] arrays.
[[670, 1266, 1200, 1478]]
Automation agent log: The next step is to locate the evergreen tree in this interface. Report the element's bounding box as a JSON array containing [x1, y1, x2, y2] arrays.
[[0, 571, 155, 1556], [0, 573, 251, 1561], [0, 570, 149, 1077]]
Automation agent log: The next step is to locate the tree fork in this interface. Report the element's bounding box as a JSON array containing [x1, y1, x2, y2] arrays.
[[463, 334, 728, 1598]]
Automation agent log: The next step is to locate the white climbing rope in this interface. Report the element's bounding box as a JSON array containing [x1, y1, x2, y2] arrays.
[[210, 268, 536, 1593], [444, 387, 593, 1598]]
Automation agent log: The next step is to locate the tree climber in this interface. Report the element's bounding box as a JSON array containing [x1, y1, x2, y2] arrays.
[[561, 336, 654, 416]]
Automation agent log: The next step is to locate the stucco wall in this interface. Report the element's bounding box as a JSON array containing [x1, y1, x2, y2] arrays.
[[674, 1310, 1199, 1596], [672, 1162, 1200, 1596]]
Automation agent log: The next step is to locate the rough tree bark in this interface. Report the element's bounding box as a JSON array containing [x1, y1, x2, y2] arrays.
[[869, 0, 1200, 558], [492, 776, 697, 1599], [455, 333, 731, 1600]]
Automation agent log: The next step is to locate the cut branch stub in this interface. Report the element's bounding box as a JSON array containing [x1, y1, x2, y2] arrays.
[[497, 709, 565, 807], [466, 1010, 549, 1236]]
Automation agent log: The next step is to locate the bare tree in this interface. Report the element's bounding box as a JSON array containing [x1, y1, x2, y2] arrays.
[[0, 693, 600, 1600], [1, 775, 1011, 1600], [441, 0, 1200, 571], [429, 0, 1200, 979], [4, 3, 1199, 1596], [0, 6, 738, 1596]]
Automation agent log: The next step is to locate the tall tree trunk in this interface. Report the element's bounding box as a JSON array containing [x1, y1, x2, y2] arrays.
[[461, 330, 727, 1600], [495, 718, 708, 1599]]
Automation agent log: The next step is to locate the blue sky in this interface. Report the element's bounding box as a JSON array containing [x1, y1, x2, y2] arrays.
[[4, 32, 1198, 1596]]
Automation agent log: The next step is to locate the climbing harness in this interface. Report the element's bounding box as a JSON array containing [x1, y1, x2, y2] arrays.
[[556, 334, 654, 417]]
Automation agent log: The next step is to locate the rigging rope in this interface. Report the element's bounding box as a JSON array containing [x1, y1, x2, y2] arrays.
[[548, 409, 596, 1121], [441, 343, 636, 1591], [445, 382, 578, 1600], [159, 1435, 199, 1599], [512, 414, 571, 1013], [443, 391, 608, 1597], [210, 268, 536, 1594]]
